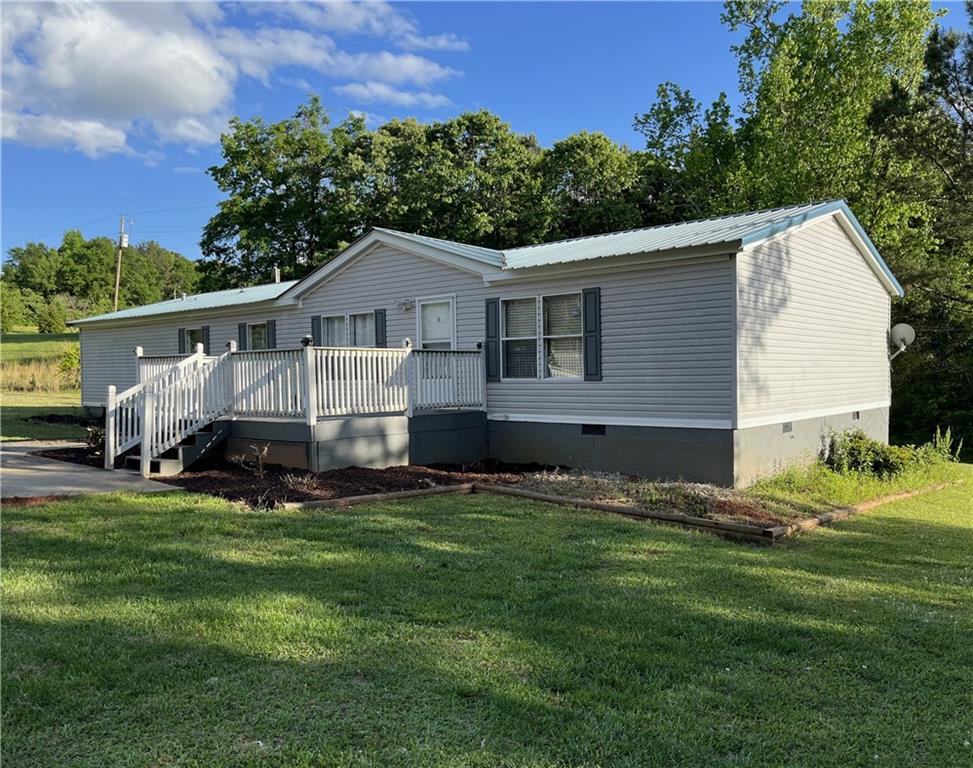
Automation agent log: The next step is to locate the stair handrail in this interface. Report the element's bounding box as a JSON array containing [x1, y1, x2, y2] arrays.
[[139, 347, 233, 475], [103, 344, 211, 469]]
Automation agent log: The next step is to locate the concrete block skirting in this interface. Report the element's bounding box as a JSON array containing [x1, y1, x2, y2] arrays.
[[487, 420, 735, 486], [222, 411, 488, 474], [219, 407, 888, 487]]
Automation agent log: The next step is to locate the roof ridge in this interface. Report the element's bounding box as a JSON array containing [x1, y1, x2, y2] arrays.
[[502, 199, 840, 253]]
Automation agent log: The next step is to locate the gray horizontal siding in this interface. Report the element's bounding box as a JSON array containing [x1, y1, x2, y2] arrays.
[[736, 216, 891, 424], [81, 244, 737, 424]]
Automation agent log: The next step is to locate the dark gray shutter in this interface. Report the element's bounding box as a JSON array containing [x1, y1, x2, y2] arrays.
[[267, 320, 276, 348], [177, 328, 186, 354], [374, 309, 387, 348], [582, 287, 602, 381], [311, 316, 322, 346], [201, 326, 210, 354], [485, 298, 500, 382], [238, 323, 248, 351]]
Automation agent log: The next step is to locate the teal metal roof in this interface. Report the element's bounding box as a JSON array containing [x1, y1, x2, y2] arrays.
[[71, 280, 298, 325], [505, 201, 825, 266], [372, 227, 504, 267]]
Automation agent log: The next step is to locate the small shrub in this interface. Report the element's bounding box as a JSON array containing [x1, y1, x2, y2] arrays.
[[58, 346, 81, 389], [85, 425, 106, 454], [824, 428, 960, 479], [35, 300, 68, 333], [281, 472, 318, 493]]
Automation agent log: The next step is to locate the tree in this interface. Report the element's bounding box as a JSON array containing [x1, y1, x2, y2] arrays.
[[200, 98, 367, 289], [0, 282, 27, 332], [540, 131, 642, 240], [35, 297, 68, 333], [3, 242, 62, 297]]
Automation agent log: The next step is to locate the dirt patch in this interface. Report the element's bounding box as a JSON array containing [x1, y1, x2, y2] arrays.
[[31, 447, 106, 469], [4, 495, 79, 507], [163, 458, 526, 507]]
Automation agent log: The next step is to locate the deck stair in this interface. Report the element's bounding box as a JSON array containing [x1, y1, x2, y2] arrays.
[[123, 420, 230, 476]]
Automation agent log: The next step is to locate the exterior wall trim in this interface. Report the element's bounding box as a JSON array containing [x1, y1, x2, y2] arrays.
[[735, 400, 891, 430], [487, 412, 733, 430]]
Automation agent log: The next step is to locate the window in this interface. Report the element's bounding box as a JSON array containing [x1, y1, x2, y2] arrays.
[[322, 315, 346, 346], [350, 312, 375, 347], [542, 293, 582, 378], [418, 298, 454, 350], [248, 322, 269, 350], [184, 327, 204, 353], [501, 298, 538, 378]]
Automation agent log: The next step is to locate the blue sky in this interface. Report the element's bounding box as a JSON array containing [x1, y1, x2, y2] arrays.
[[0, 1, 963, 262]]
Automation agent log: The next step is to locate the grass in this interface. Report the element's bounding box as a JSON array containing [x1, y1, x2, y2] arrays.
[[0, 331, 78, 363], [514, 459, 965, 527], [3, 468, 972, 767], [0, 389, 86, 441]]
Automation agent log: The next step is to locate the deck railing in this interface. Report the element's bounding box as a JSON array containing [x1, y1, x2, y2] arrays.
[[107, 343, 485, 475]]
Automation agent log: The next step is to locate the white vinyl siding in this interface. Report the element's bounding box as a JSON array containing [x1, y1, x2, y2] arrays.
[[80, 244, 737, 424], [735, 216, 891, 425]]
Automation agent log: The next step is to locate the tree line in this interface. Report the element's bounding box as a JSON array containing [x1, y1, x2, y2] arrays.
[[1, 232, 197, 332], [199, 0, 971, 448]]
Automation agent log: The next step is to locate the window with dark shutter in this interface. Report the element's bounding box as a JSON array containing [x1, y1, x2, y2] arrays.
[[582, 287, 602, 381], [484, 298, 500, 382], [374, 309, 387, 348]]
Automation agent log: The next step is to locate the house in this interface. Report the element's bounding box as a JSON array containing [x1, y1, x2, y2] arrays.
[[71, 200, 903, 486]]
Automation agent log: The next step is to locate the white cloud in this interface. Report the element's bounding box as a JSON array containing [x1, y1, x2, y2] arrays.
[[214, 27, 455, 86], [268, 1, 470, 51], [335, 81, 452, 109], [1, 112, 130, 158], [1, 1, 463, 158]]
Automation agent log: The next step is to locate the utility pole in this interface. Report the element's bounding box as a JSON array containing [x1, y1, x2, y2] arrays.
[[112, 215, 128, 311]]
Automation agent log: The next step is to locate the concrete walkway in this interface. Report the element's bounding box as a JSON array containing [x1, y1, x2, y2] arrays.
[[1, 441, 178, 499]]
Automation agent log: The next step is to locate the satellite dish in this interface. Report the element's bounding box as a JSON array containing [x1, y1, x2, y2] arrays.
[[889, 323, 916, 360], [890, 323, 916, 348]]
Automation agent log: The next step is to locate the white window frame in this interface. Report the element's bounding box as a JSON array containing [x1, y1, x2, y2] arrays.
[[317, 312, 377, 348], [247, 321, 270, 350], [541, 292, 583, 380], [183, 327, 204, 353], [500, 296, 540, 381], [499, 291, 585, 382], [321, 314, 348, 346], [416, 294, 456, 350], [349, 311, 376, 348]]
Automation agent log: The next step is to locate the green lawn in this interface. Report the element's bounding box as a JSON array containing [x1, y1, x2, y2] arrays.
[[0, 331, 78, 363], [3, 470, 972, 767], [0, 389, 87, 441]]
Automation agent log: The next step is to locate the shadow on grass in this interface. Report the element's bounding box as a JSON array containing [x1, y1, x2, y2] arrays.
[[3, 491, 972, 767]]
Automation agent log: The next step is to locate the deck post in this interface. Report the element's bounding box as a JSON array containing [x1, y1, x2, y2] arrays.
[[404, 341, 416, 418], [104, 385, 116, 470], [303, 343, 318, 426], [225, 340, 237, 415], [478, 346, 488, 411], [134, 346, 144, 382], [141, 390, 156, 477]]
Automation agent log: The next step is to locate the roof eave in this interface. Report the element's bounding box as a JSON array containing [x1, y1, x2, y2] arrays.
[[739, 200, 904, 298]]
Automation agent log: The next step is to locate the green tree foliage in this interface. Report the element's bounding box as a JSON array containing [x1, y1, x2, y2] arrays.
[[2, 231, 197, 326], [540, 131, 642, 239], [35, 297, 68, 333], [0, 283, 27, 332]]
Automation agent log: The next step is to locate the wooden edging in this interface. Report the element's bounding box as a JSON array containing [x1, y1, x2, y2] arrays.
[[282, 479, 956, 544], [471, 483, 774, 544], [765, 481, 955, 539], [282, 483, 474, 510]]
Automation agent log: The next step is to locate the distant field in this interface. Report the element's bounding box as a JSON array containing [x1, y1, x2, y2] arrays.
[[0, 331, 78, 363], [0, 390, 86, 442]]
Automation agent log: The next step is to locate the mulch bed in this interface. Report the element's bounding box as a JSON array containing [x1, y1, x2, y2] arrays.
[[32, 446, 105, 469], [163, 459, 528, 507]]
